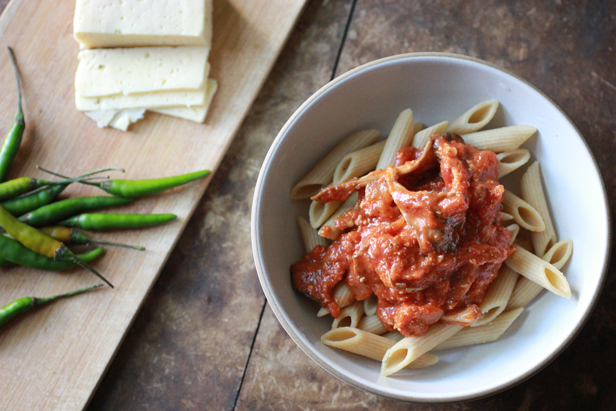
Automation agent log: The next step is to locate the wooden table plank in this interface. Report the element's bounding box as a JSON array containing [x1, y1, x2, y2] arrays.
[[0, 0, 306, 409], [236, 0, 616, 409], [87, 1, 354, 409]]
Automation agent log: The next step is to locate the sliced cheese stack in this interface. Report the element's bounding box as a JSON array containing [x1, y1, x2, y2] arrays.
[[73, 0, 217, 131], [74, 0, 213, 49]]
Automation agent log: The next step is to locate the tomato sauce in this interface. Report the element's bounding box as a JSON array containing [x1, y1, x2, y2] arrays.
[[291, 134, 513, 337]]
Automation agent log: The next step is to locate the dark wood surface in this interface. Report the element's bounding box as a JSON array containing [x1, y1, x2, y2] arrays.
[[4, 0, 613, 409]]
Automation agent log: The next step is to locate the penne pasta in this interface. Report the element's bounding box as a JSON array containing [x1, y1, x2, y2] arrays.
[[332, 301, 364, 329], [542, 238, 573, 269], [321, 327, 439, 369], [497, 148, 531, 178], [318, 192, 358, 240], [293, 101, 571, 378], [520, 162, 557, 257], [502, 190, 545, 232], [358, 314, 388, 335], [441, 305, 481, 326], [363, 295, 378, 316], [383, 331, 404, 343], [505, 246, 571, 298], [462, 125, 537, 152], [317, 282, 354, 317], [507, 239, 573, 309], [290, 129, 380, 200], [381, 324, 462, 376], [433, 308, 524, 351], [309, 199, 342, 228], [506, 223, 520, 245], [411, 120, 449, 149], [515, 238, 534, 253], [376, 109, 415, 169], [446, 99, 499, 135], [473, 266, 518, 327], [500, 211, 514, 222], [333, 141, 386, 184], [297, 217, 327, 253]]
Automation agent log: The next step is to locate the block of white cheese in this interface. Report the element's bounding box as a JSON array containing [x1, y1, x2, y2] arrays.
[[74, 0, 213, 49], [153, 79, 218, 123], [76, 47, 209, 97], [76, 63, 211, 110]]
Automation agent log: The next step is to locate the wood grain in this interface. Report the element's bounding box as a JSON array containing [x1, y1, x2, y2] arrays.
[[237, 0, 616, 410], [0, 0, 305, 409]]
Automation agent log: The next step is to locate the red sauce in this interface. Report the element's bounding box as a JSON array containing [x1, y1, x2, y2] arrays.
[[291, 134, 514, 337]]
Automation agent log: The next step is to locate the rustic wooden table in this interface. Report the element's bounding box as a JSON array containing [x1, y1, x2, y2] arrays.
[[6, 0, 611, 409]]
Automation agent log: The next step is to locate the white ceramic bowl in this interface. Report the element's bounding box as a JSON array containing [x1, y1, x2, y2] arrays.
[[251, 53, 610, 402]]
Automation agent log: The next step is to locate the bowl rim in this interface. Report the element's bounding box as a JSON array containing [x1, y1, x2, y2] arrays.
[[250, 51, 612, 403]]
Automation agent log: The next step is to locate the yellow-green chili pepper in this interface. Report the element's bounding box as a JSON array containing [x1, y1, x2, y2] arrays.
[[0, 284, 103, 327]]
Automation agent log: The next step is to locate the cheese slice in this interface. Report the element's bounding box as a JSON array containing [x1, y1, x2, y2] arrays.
[[76, 63, 211, 110], [76, 47, 209, 97], [152, 79, 218, 123], [84, 109, 119, 127], [74, 0, 213, 49], [83, 109, 146, 130], [109, 109, 146, 131]]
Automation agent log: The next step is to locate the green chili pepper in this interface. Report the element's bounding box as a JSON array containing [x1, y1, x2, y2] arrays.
[[38, 167, 210, 198], [0, 255, 12, 267], [0, 175, 107, 202], [1, 184, 67, 216], [0, 48, 25, 183], [40, 226, 145, 251], [58, 213, 177, 231], [19, 196, 132, 227], [0, 284, 103, 327], [0, 234, 104, 270], [0, 205, 113, 287]]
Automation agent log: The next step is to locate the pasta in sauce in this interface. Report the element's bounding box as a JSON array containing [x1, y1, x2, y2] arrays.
[[292, 134, 514, 337]]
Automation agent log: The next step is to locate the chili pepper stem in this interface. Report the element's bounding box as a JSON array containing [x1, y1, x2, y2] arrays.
[[7, 47, 23, 126], [87, 239, 146, 251], [55, 243, 113, 288], [35, 284, 104, 306], [73, 259, 114, 288], [37, 166, 125, 179]]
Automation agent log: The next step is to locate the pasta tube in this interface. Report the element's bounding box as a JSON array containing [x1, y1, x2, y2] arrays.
[[332, 301, 364, 329], [297, 217, 327, 253], [505, 246, 571, 298], [321, 327, 439, 369], [462, 125, 537, 152], [502, 190, 545, 232], [434, 308, 524, 351], [507, 239, 573, 309], [411, 120, 449, 148], [473, 266, 518, 327], [363, 295, 378, 316], [376, 109, 415, 169], [497, 149, 530, 177], [521, 162, 557, 257], [309, 200, 342, 228], [381, 324, 462, 376], [290, 129, 380, 200], [317, 282, 354, 317], [333, 141, 386, 184], [446, 99, 499, 135], [318, 192, 358, 240], [357, 314, 388, 335]]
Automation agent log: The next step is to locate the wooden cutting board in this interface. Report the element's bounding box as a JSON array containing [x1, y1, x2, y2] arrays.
[[0, 0, 306, 409]]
